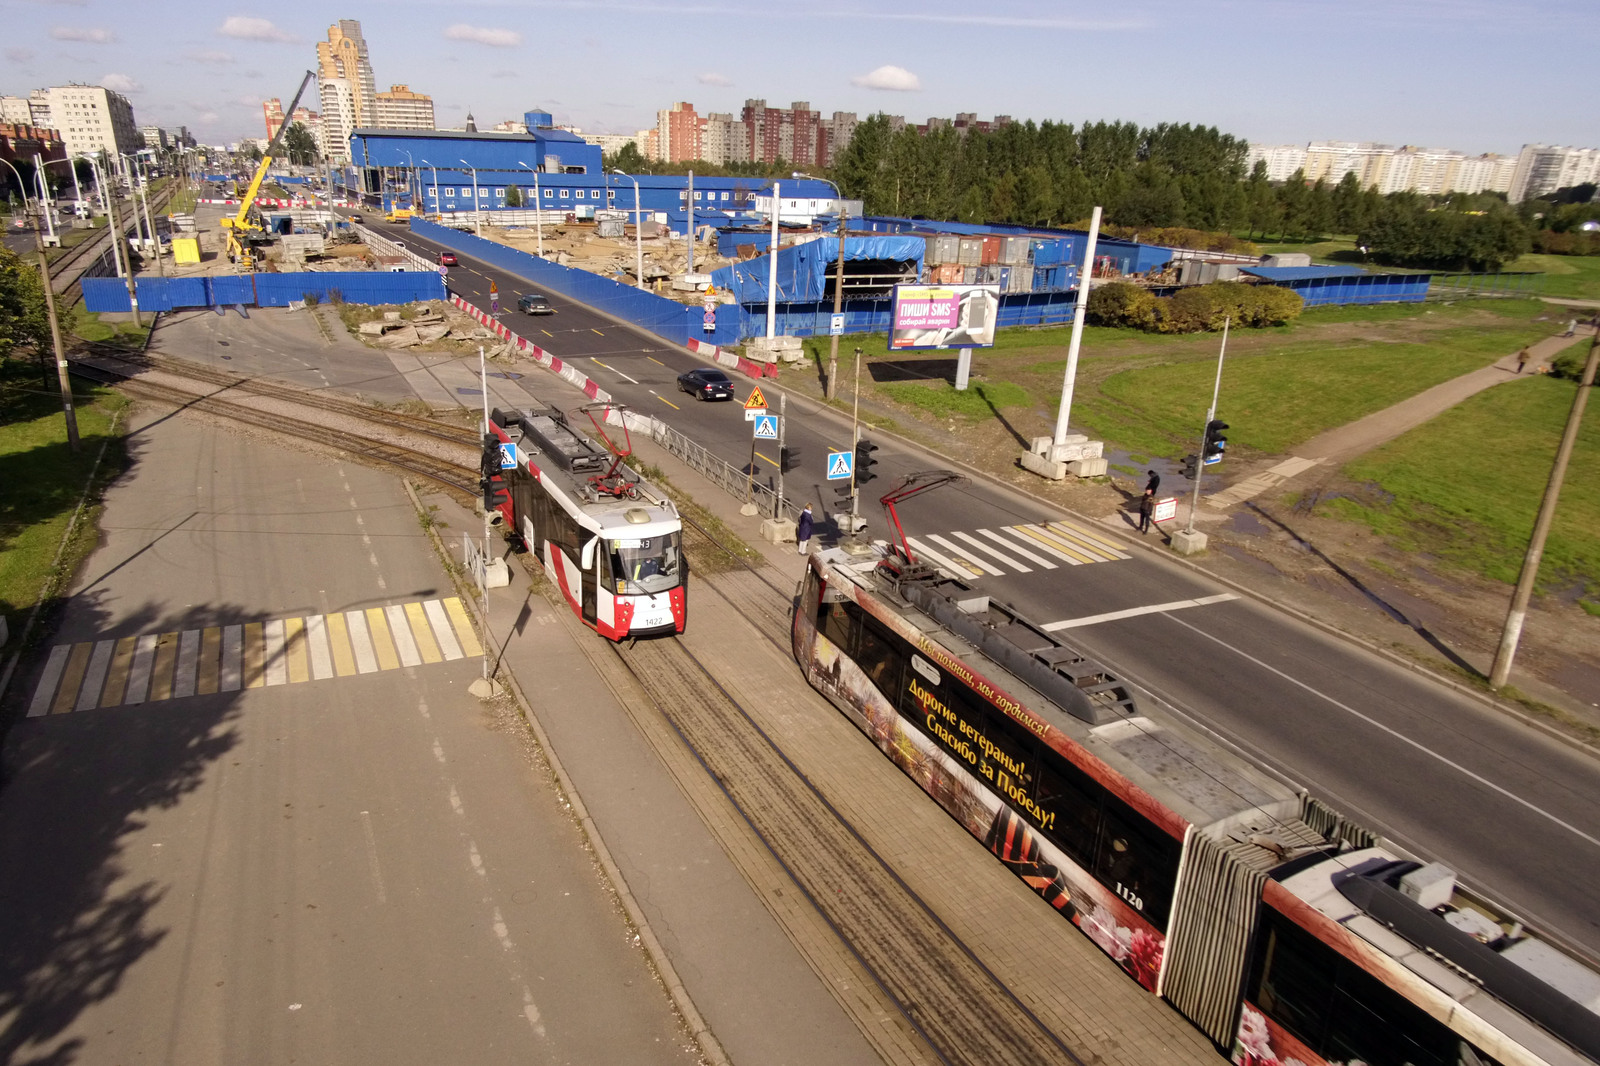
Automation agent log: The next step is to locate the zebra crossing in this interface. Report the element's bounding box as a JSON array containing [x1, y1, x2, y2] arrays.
[[27, 597, 484, 718], [903, 518, 1129, 581]]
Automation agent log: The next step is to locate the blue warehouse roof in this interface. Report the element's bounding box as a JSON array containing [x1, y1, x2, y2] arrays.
[[1240, 265, 1371, 281]]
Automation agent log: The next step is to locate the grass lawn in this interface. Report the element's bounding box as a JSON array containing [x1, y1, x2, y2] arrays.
[[0, 358, 130, 630], [1503, 253, 1600, 301], [1323, 373, 1600, 603], [74, 311, 150, 349]]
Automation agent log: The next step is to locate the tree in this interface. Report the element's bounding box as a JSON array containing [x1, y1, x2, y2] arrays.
[[0, 246, 69, 371], [1330, 172, 1365, 234], [602, 142, 649, 176], [282, 122, 319, 165], [504, 184, 523, 207]]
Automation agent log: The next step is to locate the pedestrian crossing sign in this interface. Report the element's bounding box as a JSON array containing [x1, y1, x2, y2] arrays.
[[499, 442, 517, 469], [752, 414, 778, 440], [744, 385, 768, 410], [827, 450, 854, 480]]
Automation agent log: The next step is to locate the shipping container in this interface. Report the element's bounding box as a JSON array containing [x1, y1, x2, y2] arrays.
[[958, 238, 984, 266], [929, 234, 960, 264], [1000, 236, 1031, 265], [980, 235, 1002, 265], [963, 266, 979, 284], [934, 263, 964, 284], [1030, 238, 1063, 266], [982, 264, 1003, 284], [1006, 264, 1035, 292]]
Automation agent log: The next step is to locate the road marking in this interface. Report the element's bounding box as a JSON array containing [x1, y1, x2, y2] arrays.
[[360, 810, 388, 904], [386, 604, 422, 667], [28, 645, 71, 718], [952, 531, 1030, 572], [927, 534, 1003, 575], [1005, 524, 1092, 565], [76, 640, 116, 711], [591, 328, 604, 336], [1042, 593, 1237, 631], [1166, 613, 1600, 852], [651, 391, 680, 410], [903, 537, 979, 579], [755, 449, 778, 468], [589, 357, 638, 384], [977, 528, 1056, 569], [647, 356, 666, 366], [541, 330, 552, 338]]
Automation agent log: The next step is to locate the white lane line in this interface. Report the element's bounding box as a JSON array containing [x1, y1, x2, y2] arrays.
[[927, 534, 1003, 575], [385, 604, 422, 667], [75, 639, 116, 712], [902, 537, 971, 579], [952, 530, 1030, 572], [346, 610, 379, 674], [978, 528, 1057, 569], [124, 633, 158, 704], [1042, 593, 1237, 631], [28, 645, 72, 718], [360, 810, 388, 904], [1166, 613, 1600, 851], [424, 599, 464, 660], [590, 357, 639, 384], [172, 629, 200, 699], [306, 615, 334, 680], [221, 625, 243, 692], [263, 619, 288, 686]]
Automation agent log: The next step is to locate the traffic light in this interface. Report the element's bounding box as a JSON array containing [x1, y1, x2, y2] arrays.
[[780, 446, 799, 474], [833, 480, 855, 511], [1203, 419, 1229, 464], [1181, 453, 1200, 480], [855, 439, 879, 485], [482, 475, 510, 515]]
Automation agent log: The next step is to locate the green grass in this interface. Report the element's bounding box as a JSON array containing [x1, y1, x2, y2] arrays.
[[1321, 374, 1600, 597], [74, 312, 150, 349], [1503, 253, 1600, 301], [0, 360, 130, 626], [879, 379, 1028, 421]]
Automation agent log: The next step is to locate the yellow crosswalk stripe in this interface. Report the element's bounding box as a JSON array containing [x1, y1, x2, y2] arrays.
[[326, 612, 357, 677], [365, 607, 401, 671], [443, 597, 483, 658], [405, 601, 443, 663], [100, 636, 137, 708], [243, 623, 266, 688], [284, 617, 310, 684], [1046, 518, 1129, 559], [197, 627, 222, 695], [51, 643, 92, 715], [148, 633, 180, 702]]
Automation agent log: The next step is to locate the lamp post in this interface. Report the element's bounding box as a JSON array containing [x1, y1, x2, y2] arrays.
[[1, 156, 80, 450], [459, 158, 481, 236], [1, 156, 35, 226], [75, 154, 112, 229], [517, 161, 543, 257], [400, 149, 415, 212], [420, 158, 438, 218], [608, 167, 645, 290], [795, 172, 847, 398], [33, 154, 57, 244], [763, 178, 780, 338]]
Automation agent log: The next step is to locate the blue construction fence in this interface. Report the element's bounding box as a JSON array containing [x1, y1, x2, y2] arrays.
[[410, 218, 749, 349], [746, 289, 1083, 341], [81, 271, 447, 313]]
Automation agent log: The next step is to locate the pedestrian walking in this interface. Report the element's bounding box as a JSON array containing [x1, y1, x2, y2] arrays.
[[1138, 491, 1155, 534], [1145, 469, 1161, 496], [796, 504, 814, 554], [1516, 348, 1530, 374]]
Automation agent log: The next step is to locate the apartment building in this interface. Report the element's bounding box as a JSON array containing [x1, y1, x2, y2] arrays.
[[1508, 144, 1600, 202], [655, 101, 701, 163], [0, 96, 32, 126], [24, 85, 139, 159], [1248, 140, 1517, 196], [317, 20, 376, 128], [372, 85, 434, 130], [318, 78, 356, 163], [141, 125, 168, 151]]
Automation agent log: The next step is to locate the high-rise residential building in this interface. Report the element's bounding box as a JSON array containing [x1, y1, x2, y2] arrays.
[[263, 98, 285, 141], [1252, 141, 1532, 197], [581, 132, 642, 155], [372, 85, 434, 130], [819, 111, 857, 167], [24, 85, 139, 159], [316, 20, 377, 128], [655, 101, 701, 163], [318, 78, 356, 162], [1248, 144, 1310, 182], [141, 125, 169, 151], [699, 113, 744, 166], [0, 96, 32, 126], [1508, 144, 1600, 203]]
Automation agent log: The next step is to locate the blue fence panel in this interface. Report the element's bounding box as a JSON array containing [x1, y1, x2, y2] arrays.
[[81, 277, 132, 312], [253, 271, 445, 307], [210, 275, 255, 306], [165, 277, 212, 308]]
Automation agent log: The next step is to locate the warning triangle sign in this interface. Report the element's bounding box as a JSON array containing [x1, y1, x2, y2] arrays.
[[743, 385, 768, 410]]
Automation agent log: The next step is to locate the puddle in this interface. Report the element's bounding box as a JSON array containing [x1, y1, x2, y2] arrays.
[[1229, 511, 1271, 536]]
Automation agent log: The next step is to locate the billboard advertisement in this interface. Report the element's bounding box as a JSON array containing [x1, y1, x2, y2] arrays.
[[890, 284, 1000, 350]]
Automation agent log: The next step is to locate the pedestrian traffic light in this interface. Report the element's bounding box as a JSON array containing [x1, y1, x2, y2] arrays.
[[482, 475, 510, 515], [780, 446, 799, 474], [1203, 419, 1229, 464], [833, 481, 855, 510], [1181, 453, 1200, 480], [855, 439, 879, 484]]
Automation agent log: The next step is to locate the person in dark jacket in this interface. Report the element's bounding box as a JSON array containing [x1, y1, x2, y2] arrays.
[[796, 504, 814, 554], [1145, 470, 1160, 496], [1138, 491, 1155, 534]]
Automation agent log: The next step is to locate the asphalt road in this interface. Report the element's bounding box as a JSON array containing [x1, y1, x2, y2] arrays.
[[372, 215, 1600, 960], [0, 409, 696, 1065]]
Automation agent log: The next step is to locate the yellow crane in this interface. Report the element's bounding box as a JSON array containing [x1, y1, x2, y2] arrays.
[[221, 69, 317, 270]]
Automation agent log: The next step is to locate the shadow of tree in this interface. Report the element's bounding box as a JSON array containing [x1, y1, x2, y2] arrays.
[[868, 358, 958, 385]]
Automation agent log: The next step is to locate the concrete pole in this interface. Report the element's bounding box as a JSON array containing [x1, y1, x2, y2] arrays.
[[826, 206, 848, 400], [534, 169, 542, 257], [766, 180, 779, 339], [30, 202, 79, 451], [102, 172, 140, 327], [776, 391, 785, 519], [34, 154, 56, 244], [1490, 335, 1599, 689], [1185, 317, 1229, 535], [478, 345, 494, 685], [686, 169, 695, 276], [632, 175, 644, 290], [135, 160, 164, 278], [1050, 205, 1102, 450], [850, 345, 862, 526]]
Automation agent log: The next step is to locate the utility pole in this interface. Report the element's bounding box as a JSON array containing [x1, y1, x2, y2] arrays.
[[1051, 205, 1102, 450], [775, 391, 786, 519], [686, 169, 694, 276], [103, 172, 140, 327], [136, 159, 164, 278], [826, 205, 848, 400], [31, 201, 79, 451], [1185, 318, 1230, 535], [850, 345, 862, 530], [1490, 335, 1599, 690]]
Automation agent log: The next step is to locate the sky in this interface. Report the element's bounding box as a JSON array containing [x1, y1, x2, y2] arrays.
[[2, 0, 1596, 155]]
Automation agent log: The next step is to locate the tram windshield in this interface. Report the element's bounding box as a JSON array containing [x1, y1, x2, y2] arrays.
[[610, 533, 682, 595]]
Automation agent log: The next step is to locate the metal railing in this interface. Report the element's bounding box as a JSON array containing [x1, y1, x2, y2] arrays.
[[646, 417, 801, 523]]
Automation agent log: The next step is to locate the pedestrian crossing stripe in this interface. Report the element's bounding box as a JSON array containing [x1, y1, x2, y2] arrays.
[[26, 597, 485, 718], [904, 519, 1129, 580]]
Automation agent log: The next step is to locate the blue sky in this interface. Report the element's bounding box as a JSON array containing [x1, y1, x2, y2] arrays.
[[2, 0, 1594, 155]]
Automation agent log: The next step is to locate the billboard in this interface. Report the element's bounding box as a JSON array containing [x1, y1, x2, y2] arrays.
[[890, 284, 1000, 350]]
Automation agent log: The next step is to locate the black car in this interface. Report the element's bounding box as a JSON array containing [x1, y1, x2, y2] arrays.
[[517, 292, 553, 315], [677, 367, 735, 401], [348, 212, 363, 223]]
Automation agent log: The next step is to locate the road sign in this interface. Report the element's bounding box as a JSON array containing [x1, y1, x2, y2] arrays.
[[827, 450, 854, 480], [744, 385, 768, 410], [438, 264, 448, 276], [499, 442, 517, 469], [829, 313, 845, 336], [1153, 496, 1178, 523], [744, 407, 767, 421], [702, 306, 716, 332], [752, 414, 778, 440]]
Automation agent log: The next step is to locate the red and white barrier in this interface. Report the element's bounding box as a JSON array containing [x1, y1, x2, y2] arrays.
[[685, 336, 779, 379], [450, 295, 626, 424]]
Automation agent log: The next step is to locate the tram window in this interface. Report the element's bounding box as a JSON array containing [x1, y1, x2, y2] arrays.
[[1094, 800, 1179, 924], [1253, 914, 1336, 1049], [1325, 984, 1459, 1066], [819, 600, 855, 651], [1034, 761, 1102, 868], [856, 616, 905, 694]]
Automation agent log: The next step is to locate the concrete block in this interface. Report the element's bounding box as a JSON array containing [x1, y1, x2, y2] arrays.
[[1169, 528, 1208, 555], [746, 335, 804, 364], [484, 558, 511, 588], [1066, 456, 1108, 477], [760, 517, 797, 544], [1020, 450, 1067, 480]]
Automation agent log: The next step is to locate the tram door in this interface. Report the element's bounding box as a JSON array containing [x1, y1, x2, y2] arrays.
[[580, 539, 599, 624]]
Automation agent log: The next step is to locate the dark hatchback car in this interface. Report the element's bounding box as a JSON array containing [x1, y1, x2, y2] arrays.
[[517, 292, 553, 315], [677, 367, 735, 401]]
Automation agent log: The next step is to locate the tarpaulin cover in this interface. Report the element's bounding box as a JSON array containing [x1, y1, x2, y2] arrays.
[[709, 235, 925, 303]]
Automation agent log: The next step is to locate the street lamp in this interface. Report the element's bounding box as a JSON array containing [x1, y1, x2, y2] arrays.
[[120, 153, 160, 273], [761, 177, 781, 339], [608, 167, 645, 290], [459, 158, 481, 236], [795, 171, 849, 399], [75, 154, 112, 227], [517, 161, 543, 257], [420, 158, 438, 219], [0, 156, 35, 229], [400, 148, 417, 213]]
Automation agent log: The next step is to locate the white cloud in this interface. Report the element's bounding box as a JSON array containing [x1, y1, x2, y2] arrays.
[[187, 49, 233, 64], [850, 65, 922, 92], [50, 26, 113, 42], [6, 47, 34, 63], [100, 73, 142, 93], [444, 24, 522, 47], [696, 72, 731, 87], [218, 16, 294, 42]]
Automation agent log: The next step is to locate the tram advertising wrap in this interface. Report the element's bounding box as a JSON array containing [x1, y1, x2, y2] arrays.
[[889, 284, 1000, 350]]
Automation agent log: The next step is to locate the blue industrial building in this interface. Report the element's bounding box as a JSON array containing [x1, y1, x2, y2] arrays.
[[1239, 265, 1431, 306]]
